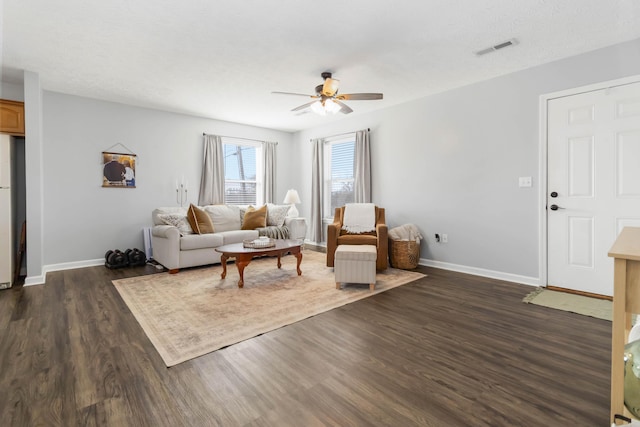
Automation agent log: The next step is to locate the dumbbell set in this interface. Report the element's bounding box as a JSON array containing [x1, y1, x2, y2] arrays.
[[105, 248, 147, 269]]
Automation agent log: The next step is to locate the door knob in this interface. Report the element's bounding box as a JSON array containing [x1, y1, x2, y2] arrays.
[[550, 204, 564, 211], [550, 191, 558, 198]]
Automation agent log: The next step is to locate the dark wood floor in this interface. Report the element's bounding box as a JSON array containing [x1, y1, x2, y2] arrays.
[[0, 257, 611, 426]]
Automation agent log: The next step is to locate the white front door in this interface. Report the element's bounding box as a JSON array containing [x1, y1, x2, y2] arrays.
[[547, 81, 640, 296]]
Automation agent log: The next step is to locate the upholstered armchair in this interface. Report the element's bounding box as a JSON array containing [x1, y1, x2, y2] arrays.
[[326, 205, 388, 270]]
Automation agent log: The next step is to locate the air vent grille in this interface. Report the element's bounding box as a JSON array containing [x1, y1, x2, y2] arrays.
[[475, 38, 519, 56]]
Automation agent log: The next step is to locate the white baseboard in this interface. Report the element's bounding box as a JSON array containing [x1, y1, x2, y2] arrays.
[[419, 258, 541, 287], [24, 258, 104, 286], [23, 275, 45, 286], [25, 254, 540, 288]]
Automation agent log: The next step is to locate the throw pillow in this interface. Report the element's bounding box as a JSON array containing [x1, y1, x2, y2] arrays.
[[241, 205, 267, 230], [186, 203, 215, 234], [158, 213, 193, 235], [266, 203, 290, 227]]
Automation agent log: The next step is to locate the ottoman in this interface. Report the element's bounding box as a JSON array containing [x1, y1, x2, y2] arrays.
[[334, 244, 377, 291]]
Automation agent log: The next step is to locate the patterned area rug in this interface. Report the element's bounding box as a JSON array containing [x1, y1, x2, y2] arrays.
[[113, 250, 425, 366], [523, 287, 612, 321]]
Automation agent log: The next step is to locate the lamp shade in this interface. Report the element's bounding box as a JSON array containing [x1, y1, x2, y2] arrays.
[[310, 101, 326, 116], [283, 189, 301, 204]]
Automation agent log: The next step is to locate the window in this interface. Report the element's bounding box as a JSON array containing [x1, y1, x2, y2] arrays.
[[324, 135, 355, 217], [223, 139, 263, 205]]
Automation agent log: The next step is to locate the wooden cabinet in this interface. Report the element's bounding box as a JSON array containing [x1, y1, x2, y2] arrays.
[[608, 227, 640, 423], [0, 100, 25, 136]]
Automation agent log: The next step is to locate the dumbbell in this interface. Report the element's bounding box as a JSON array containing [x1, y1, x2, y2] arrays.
[[125, 248, 146, 267], [105, 249, 129, 269]]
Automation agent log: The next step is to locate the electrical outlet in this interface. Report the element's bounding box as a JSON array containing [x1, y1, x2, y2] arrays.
[[442, 234, 448, 243], [519, 176, 532, 187]]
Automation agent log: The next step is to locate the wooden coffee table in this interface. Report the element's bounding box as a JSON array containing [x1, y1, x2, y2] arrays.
[[215, 239, 303, 288]]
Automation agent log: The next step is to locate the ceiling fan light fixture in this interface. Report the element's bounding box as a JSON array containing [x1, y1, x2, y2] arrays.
[[325, 99, 341, 114], [310, 99, 341, 116], [310, 101, 326, 115]]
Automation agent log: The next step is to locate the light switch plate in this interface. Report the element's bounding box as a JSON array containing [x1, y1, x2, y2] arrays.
[[519, 176, 532, 187]]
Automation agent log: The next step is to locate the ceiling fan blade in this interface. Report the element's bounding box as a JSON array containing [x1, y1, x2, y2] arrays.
[[291, 100, 318, 112], [272, 91, 318, 98], [336, 93, 383, 101], [334, 100, 353, 114], [322, 78, 340, 97]]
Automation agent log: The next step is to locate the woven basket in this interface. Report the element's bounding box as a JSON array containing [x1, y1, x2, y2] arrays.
[[389, 239, 420, 269]]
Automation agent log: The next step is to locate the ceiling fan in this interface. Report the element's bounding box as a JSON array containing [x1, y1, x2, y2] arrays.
[[273, 72, 383, 115]]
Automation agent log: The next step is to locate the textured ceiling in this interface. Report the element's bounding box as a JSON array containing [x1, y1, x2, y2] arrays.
[[2, 0, 639, 132]]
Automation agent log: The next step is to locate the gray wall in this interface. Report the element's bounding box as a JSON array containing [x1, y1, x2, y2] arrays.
[[24, 71, 45, 283], [0, 81, 25, 101], [40, 93, 294, 269], [292, 38, 640, 281]]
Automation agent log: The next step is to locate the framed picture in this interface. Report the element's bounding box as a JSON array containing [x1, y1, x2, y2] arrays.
[[102, 151, 136, 188]]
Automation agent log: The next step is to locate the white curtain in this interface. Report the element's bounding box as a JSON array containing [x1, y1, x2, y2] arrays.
[[262, 141, 277, 203], [198, 134, 225, 205], [310, 138, 324, 243], [354, 129, 371, 203]]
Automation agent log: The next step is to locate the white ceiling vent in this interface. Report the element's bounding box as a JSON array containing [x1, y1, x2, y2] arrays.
[[475, 38, 519, 56]]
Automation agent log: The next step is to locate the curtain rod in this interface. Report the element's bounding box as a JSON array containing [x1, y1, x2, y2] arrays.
[[202, 133, 277, 144], [310, 128, 370, 142]]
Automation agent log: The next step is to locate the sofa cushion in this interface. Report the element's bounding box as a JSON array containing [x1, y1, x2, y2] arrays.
[[242, 205, 267, 230], [180, 233, 224, 250], [158, 213, 193, 235], [187, 204, 215, 234], [204, 205, 241, 232], [221, 229, 259, 245], [266, 203, 290, 227]]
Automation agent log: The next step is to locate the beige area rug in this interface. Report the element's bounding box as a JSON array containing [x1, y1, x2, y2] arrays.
[[113, 250, 425, 367], [523, 287, 612, 321]]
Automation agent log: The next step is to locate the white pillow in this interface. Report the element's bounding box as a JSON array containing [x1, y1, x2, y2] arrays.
[[158, 213, 193, 235], [266, 204, 291, 227]]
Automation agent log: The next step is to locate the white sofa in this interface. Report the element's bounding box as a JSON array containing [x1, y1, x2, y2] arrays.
[[151, 204, 307, 273]]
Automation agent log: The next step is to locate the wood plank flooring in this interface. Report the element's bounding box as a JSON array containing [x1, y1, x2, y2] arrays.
[[0, 259, 611, 426]]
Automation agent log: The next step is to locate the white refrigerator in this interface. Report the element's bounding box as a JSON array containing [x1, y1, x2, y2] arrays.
[[0, 135, 13, 288]]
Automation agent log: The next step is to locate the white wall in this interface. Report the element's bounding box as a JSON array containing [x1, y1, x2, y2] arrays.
[[292, 38, 640, 283], [40, 93, 294, 274]]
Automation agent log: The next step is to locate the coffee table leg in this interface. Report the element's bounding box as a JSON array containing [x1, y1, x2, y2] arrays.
[[220, 254, 228, 279], [236, 254, 252, 288], [295, 251, 302, 276], [277, 254, 282, 269]]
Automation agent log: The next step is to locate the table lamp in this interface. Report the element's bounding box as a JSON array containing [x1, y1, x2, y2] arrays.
[[283, 189, 301, 217]]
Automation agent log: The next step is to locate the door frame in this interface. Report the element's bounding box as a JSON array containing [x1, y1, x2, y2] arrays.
[[538, 74, 640, 288]]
